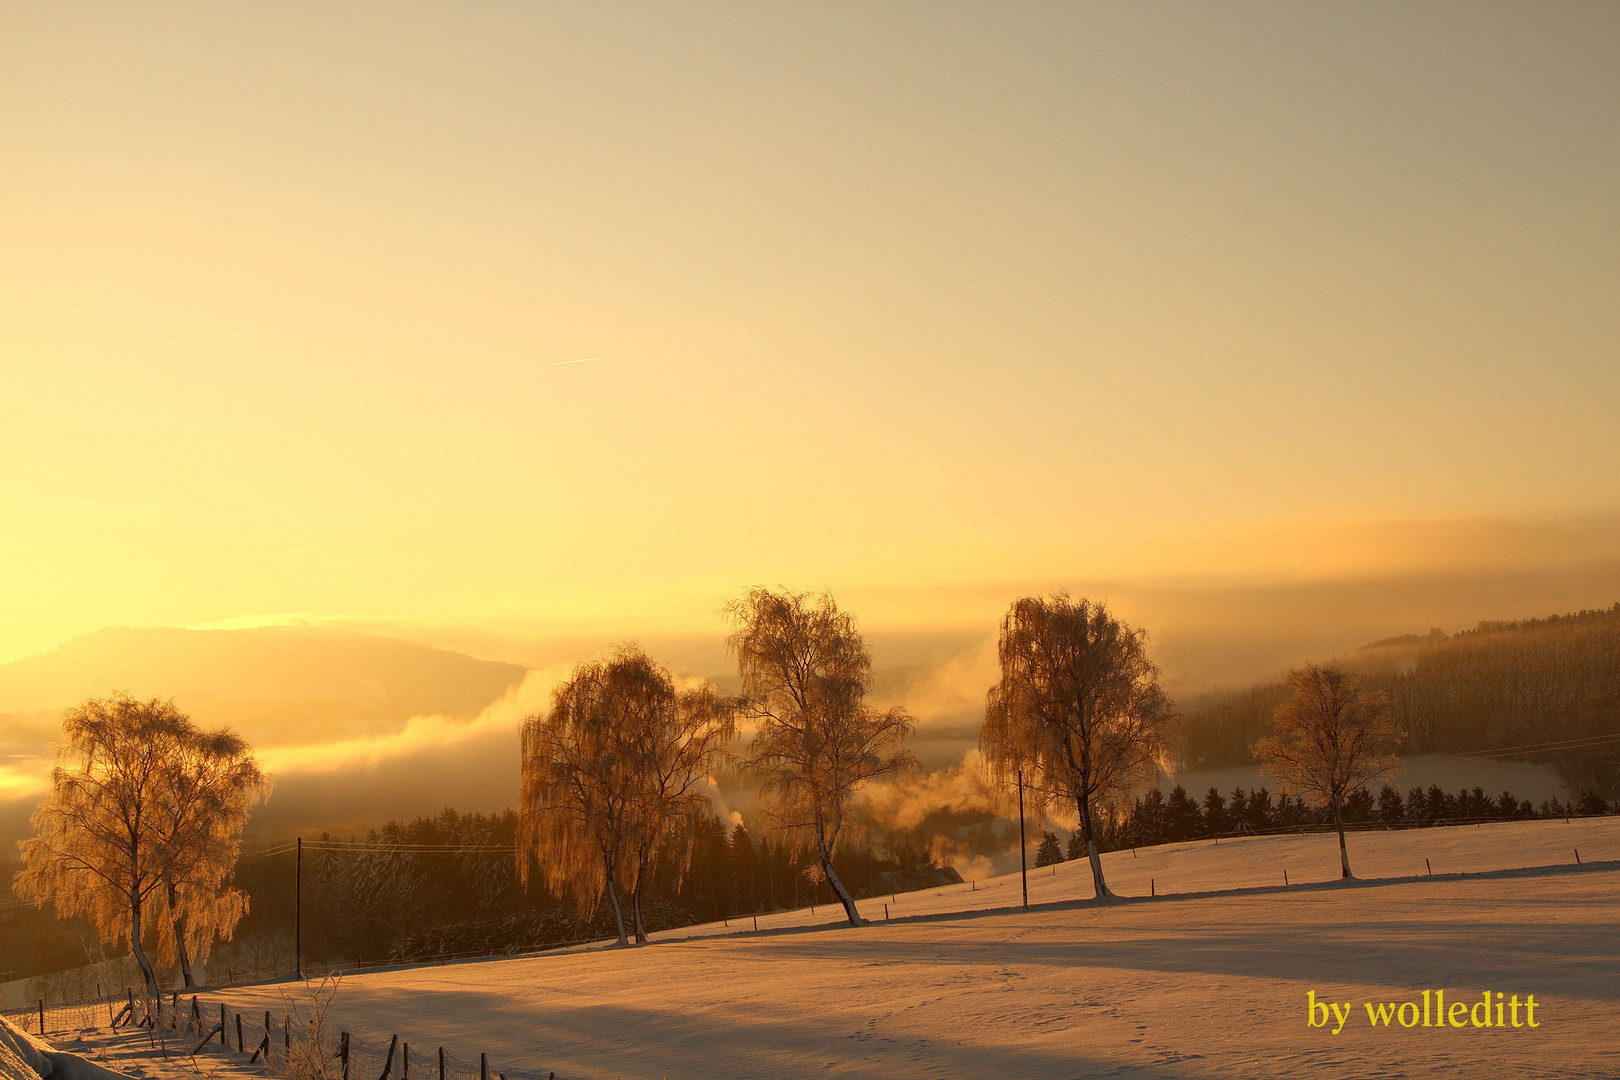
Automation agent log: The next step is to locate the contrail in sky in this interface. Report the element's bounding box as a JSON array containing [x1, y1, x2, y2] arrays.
[[549, 357, 600, 366]]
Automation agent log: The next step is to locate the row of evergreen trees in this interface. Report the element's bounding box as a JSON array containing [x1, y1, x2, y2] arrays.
[[1026, 783, 1615, 861]]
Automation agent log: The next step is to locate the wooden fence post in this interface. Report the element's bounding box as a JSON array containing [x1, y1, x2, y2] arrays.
[[236, 1011, 245, 1052], [38, 1000, 45, 1036], [438, 1046, 445, 1080], [378, 1034, 399, 1080], [249, 1014, 270, 1063], [340, 1032, 350, 1080], [480, 1052, 488, 1080], [219, 1004, 227, 1046]]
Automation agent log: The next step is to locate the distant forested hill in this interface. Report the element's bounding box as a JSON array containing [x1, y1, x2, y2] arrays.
[[0, 626, 527, 746], [1177, 603, 1620, 796]]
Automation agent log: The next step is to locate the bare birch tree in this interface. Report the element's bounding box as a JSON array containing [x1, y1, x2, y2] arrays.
[[518, 646, 735, 946], [14, 695, 267, 994], [981, 595, 1174, 900], [519, 660, 637, 946], [1254, 663, 1402, 878], [727, 588, 915, 926], [149, 727, 269, 986], [624, 679, 735, 943]]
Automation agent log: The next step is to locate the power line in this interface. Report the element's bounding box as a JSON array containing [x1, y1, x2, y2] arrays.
[[235, 839, 518, 859], [300, 841, 517, 852], [236, 842, 299, 861], [1444, 732, 1620, 759]]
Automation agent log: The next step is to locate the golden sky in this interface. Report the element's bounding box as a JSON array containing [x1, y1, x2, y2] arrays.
[[3, 3, 1618, 664]]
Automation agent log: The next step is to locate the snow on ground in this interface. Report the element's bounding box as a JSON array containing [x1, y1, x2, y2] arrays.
[[205, 818, 1619, 1080], [35, 1029, 265, 1080], [3, 1018, 272, 1080]]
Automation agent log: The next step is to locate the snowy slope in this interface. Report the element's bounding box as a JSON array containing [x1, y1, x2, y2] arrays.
[[215, 818, 1620, 1080]]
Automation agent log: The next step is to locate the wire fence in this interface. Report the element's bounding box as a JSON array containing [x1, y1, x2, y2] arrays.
[[1, 995, 121, 1038], [2, 990, 555, 1080]]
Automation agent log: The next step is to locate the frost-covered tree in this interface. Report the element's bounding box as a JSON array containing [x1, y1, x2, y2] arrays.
[[622, 665, 735, 943], [519, 656, 642, 946], [727, 588, 915, 926], [518, 646, 734, 945], [981, 595, 1175, 900], [1034, 831, 1063, 867], [15, 695, 266, 994], [1254, 663, 1402, 879], [148, 725, 268, 986]]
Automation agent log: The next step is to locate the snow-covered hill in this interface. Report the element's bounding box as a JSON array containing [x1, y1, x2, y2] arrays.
[[214, 817, 1620, 1079]]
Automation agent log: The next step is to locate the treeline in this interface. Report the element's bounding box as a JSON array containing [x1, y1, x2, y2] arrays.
[[1179, 602, 1620, 793], [1059, 782, 1614, 853], [229, 807, 948, 969]]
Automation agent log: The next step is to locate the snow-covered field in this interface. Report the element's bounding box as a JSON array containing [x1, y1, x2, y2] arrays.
[[212, 818, 1620, 1079]]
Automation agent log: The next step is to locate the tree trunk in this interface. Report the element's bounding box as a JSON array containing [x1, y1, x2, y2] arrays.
[[1064, 731, 1114, 901], [173, 923, 195, 988], [604, 872, 628, 946], [818, 833, 861, 926], [1333, 798, 1352, 879], [130, 892, 160, 996], [629, 868, 647, 944], [1075, 793, 1114, 900], [628, 846, 652, 943], [167, 880, 195, 987]]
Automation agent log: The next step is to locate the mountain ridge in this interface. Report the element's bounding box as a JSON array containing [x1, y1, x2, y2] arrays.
[[0, 625, 527, 746]]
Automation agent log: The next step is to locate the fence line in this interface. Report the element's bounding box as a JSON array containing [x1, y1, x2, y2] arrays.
[[2, 990, 554, 1080], [1, 994, 120, 1037]]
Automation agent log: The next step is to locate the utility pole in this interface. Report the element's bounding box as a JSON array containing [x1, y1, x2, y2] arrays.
[[295, 837, 302, 979], [1017, 769, 1028, 908]]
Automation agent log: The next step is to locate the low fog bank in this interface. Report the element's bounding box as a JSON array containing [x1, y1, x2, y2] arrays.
[[3, 563, 1615, 860]]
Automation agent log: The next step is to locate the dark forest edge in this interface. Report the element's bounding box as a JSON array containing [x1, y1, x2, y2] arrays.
[[2, 806, 959, 990], [1178, 602, 1620, 797]]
